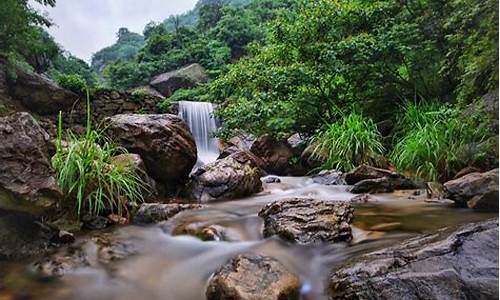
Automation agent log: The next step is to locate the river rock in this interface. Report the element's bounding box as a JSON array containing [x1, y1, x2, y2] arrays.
[[258, 198, 354, 244], [312, 170, 346, 185], [444, 168, 499, 211], [262, 175, 281, 184], [250, 134, 305, 176], [453, 166, 482, 180], [206, 254, 301, 300], [350, 177, 417, 194], [104, 114, 197, 189], [35, 233, 136, 277], [187, 151, 264, 202], [134, 203, 205, 224], [150, 63, 208, 97], [0, 112, 62, 213], [173, 222, 236, 241], [344, 165, 400, 185], [8, 67, 78, 115], [328, 218, 499, 300]]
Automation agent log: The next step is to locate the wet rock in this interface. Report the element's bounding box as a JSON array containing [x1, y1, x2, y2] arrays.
[[426, 182, 445, 199], [187, 151, 264, 202], [350, 194, 376, 203], [150, 63, 208, 97], [287, 133, 307, 156], [173, 222, 236, 241], [344, 165, 400, 185], [262, 176, 281, 184], [250, 134, 304, 176], [218, 145, 241, 160], [134, 203, 205, 224], [312, 170, 346, 185], [258, 198, 354, 244], [8, 67, 78, 115], [350, 177, 417, 194], [206, 254, 301, 300], [328, 219, 499, 300], [35, 233, 136, 277], [0, 112, 62, 214], [444, 168, 499, 211], [53, 230, 76, 244], [82, 215, 111, 230], [104, 114, 197, 188], [0, 210, 59, 260]]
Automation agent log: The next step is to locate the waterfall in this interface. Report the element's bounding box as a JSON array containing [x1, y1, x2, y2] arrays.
[[178, 101, 220, 166]]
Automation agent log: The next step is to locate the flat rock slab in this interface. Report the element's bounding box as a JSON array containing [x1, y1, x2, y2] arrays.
[[350, 177, 417, 194], [328, 218, 499, 300], [133, 203, 205, 224], [206, 254, 301, 300], [258, 198, 354, 244]]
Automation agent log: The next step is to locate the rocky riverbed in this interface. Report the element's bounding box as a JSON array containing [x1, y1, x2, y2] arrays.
[[0, 176, 497, 300]]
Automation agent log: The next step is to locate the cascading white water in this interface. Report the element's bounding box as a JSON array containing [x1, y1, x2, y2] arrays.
[[178, 101, 220, 165]]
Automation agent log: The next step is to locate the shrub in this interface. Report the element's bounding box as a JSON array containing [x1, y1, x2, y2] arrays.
[[391, 102, 494, 182], [157, 97, 172, 113], [311, 112, 384, 171], [56, 73, 87, 94], [52, 90, 146, 217]]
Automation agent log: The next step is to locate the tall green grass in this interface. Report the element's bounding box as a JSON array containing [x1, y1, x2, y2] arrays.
[[52, 89, 146, 217], [391, 102, 493, 182], [311, 112, 384, 171]]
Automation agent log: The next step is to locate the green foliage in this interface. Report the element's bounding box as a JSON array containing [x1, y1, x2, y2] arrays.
[[48, 53, 98, 87], [56, 74, 87, 94], [157, 98, 173, 113], [311, 112, 384, 172], [391, 102, 494, 181], [52, 90, 145, 217]]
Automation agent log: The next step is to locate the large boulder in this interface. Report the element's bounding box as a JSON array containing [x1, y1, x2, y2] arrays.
[[104, 114, 197, 189], [187, 151, 264, 202], [206, 254, 301, 300], [328, 219, 499, 300], [444, 169, 499, 212], [312, 170, 346, 185], [250, 134, 304, 176], [150, 63, 208, 97], [0, 112, 62, 213], [258, 198, 354, 244], [9, 67, 78, 115]]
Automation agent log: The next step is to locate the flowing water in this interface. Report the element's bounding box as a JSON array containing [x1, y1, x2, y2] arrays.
[[178, 101, 220, 166], [0, 177, 496, 300]]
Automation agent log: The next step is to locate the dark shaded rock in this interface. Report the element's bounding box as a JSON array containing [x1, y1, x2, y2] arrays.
[[0, 210, 59, 260], [150, 63, 208, 97], [34, 233, 136, 277], [262, 176, 281, 184], [350, 177, 417, 194], [300, 143, 323, 170], [187, 151, 264, 202], [134, 203, 205, 224], [9, 67, 78, 115], [104, 114, 197, 189], [258, 198, 354, 244], [111, 153, 161, 201], [344, 165, 399, 185], [0, 112, 62, 214], [444, 169, 499, 211], [287, 133, 307, 156], [218, 145, 241, 160], [206, 254, 301, 300], [312, 170, 346, 185], [328, 219, 499, 300], [82, 215, 111, 230], [250, 134, 304, 176]]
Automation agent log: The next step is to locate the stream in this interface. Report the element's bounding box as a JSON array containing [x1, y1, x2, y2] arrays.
[[0, 176, 495, 300]]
